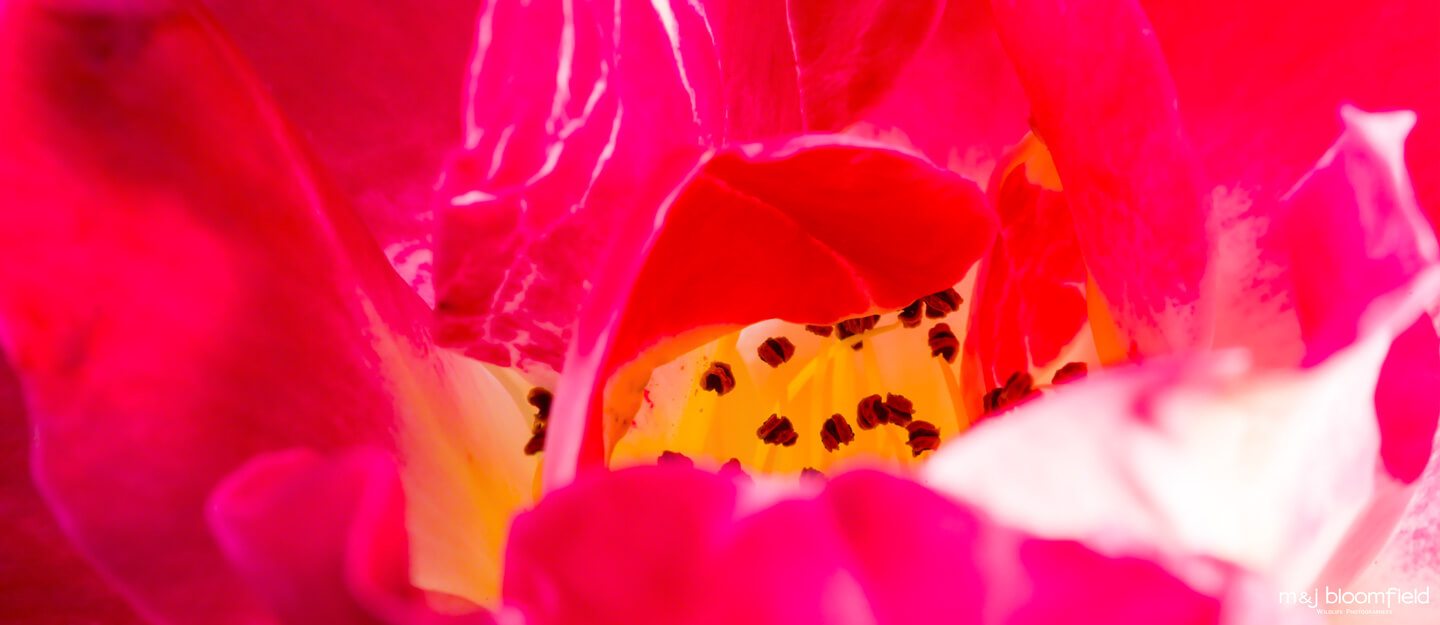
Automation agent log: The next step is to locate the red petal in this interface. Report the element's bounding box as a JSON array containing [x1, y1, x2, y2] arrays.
[[1141, 0, 1440, 224], [855, 0, 1029, 183], [0, 3, 492, 621], [966, 152, 1088, 388], [0, 353, 145, 625], [209, 449, 494, 625], [989, 0, 1212, 355], [434, 0, 717, 373], [544, 136, 997, 486], [202, 0, 476, 266], [708, 0, 944, 139]]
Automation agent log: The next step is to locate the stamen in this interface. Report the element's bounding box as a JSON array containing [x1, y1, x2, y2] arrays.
[[527, 388, 553, 422], [898, 300, 924, 328], [856, 394, 890, 430], [658, 451, 694, 467], [820, 413, 856, 451], [1051, 361, 1088, 384], [757, 336, 797, 368], [800, 467, 827, 483], [928, 323, 960, 363], [906, 420, 941, 456], [805, 324, 834, 337], [837, 314, 881, 350], [984, 372, 1037, 415], [701, 361, 737, 395], [922, 288, 963, 318], [883, 393, 915, 427], [523, 423, 546, 456], [757, 414, 799, 446], [720, 457, 751, 482]]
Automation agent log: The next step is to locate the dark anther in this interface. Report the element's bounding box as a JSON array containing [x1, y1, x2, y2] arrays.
[[701, 362, 736, 395], [898, 300, 924, 328], [1051, 361, 1088, 385], [985, 371, 1037, 415], [884, 393, 915, 427], [523, 423, 546, 456], [837, 314, 880, 350], [720, 457, 752, 482], [856, 394, 890, 430], [757, 336, 797, 368], [928, 323, 959, 363], [820, 413, 856, 451], [527, 388, 553, 423], [906, 420, 941, 456], [922, 288, 963, 318], [805, 324, 834, 337], [658, 451, 694, 468], [800, 467, 827, 483], [757, 414, 799, 446]]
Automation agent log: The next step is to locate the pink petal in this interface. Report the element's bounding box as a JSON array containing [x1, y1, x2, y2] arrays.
[[1374, 316, 1440, 484], [1334, 447, 1440, 624], [505, 465, 1286, 624], [544, 136, 997, 486], [208, 449, 494, 625], [1140, 0, 1440, 224], [966, 155, 1088, 388], [989, 0, 1212, 355], [434, 0, 717, 374], [708, 0, 944, 139], [1281, 108, 1438, 366], [502, 466, 739, 625], [854, 0, 1029, 184], [0, 353, 145, 625], [0, 3, 515, 620], [200, 0, 476, 270]]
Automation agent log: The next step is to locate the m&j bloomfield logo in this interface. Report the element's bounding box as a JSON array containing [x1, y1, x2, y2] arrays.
[[1279, 587, 1431, 616]]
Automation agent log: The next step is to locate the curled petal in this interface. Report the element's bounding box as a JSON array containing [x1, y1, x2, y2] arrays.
[[990, 0, 1212, 355], [544, 136, 997, 486]]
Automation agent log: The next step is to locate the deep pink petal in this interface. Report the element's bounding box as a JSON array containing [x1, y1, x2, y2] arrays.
[[854, 0, 1029, 183], [434, 0, 717, 374], [544, 136, 997, 486], [209, 449, 494, 625], [201, 0, 477, 271], [989, 0, 1212, 355], [0, 3, 485, 621], [1374, 315, 1440, 484], [0, 353, 145, 625], [1140, 0, 1440, 224], [502, 466, 738, 625], [966, 157, 1087, 388], [707, 0, 944, 139], [506, 466, 1282, 624], [1280, 108, 1438, 366]]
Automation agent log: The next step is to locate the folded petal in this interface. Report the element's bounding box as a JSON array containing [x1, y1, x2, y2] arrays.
[[989, 0, 1212, 355], [505, 465, 1299, 624], [0, 2, 533, 620], [0, 352, 145, 625], [209, 449, 495, 625], [544, 136, 997, 486], [1140, 0, 1440, 222], [706, 0, 943, 140]]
